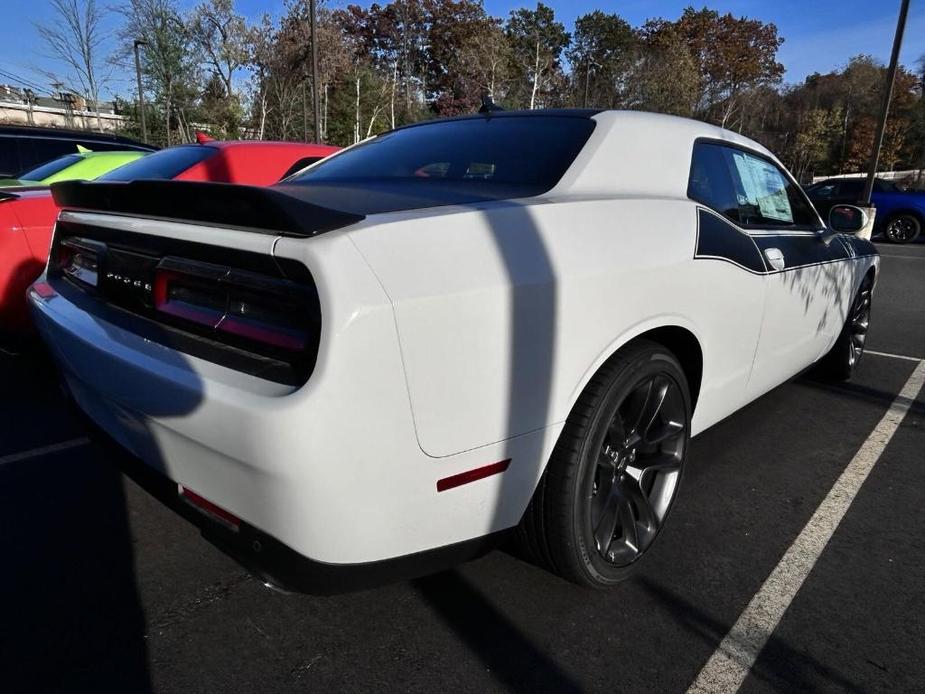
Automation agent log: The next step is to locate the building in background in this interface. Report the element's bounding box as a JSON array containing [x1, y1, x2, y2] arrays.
[[0, 84, 126, 132]]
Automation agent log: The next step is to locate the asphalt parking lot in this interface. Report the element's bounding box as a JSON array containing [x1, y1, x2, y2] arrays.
[[1, 239, 923, 694]]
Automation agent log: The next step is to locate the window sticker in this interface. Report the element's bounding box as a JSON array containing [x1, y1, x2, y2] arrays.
[[730, 151, 793, 223]]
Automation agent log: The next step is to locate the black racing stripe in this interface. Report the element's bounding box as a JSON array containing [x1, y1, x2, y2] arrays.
[[751, 234, 847, 270], [695, 209, 766, 273], [842, 234, 879, 258]]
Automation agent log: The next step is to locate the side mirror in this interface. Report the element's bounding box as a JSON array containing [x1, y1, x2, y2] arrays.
[[828, 204, 868, 234]]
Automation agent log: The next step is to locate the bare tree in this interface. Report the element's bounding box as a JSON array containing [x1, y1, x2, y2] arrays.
[[189, 0, 248, 100], [36, 0, 109, 131]]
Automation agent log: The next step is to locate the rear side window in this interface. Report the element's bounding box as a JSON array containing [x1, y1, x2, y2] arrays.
[[16, 153, 82, 181], [97, 145, 215, 181], [688, 141, 819, 228], [291, 116, 595, 192]]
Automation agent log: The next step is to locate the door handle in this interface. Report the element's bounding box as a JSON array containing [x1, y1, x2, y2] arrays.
[[764, 247, 785, 271]]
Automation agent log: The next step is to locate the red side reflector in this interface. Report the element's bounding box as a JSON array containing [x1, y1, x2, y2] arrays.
[[30, 281, 57, 300], [437, 459, 511, 492], [178, 485, 241, 532]]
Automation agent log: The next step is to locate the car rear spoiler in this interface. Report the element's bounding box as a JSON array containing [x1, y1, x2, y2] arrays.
[[50, 179, 365, 237]]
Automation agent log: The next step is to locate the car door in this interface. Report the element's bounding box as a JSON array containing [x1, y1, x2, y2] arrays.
[[689, 142, 854, 399], [725, 150, 855, 397]]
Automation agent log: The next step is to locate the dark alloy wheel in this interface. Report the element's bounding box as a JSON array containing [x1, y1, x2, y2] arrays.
[[585, 371, 686, 568], [815, 273, 873, 381], [518, 340, 691, 588], [884, 214, 921, 243]]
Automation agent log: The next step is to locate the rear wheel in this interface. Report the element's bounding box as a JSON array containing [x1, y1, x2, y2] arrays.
[[883, 214, 921, 243], [519, 340, 691, 588], [815, 274, 873, 381]]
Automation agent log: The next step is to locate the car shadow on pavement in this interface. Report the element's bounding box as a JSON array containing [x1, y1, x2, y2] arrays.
[[637, 577, 868, 694], [800, 372, 925, 417], [0, 445, 152, 693], [412, 570, 581, 693], [0, 350, 152, 694]]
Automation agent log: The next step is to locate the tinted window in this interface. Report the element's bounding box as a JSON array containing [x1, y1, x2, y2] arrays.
[[291, 116, 595, 192], [97, 145, 215, 181], [16, 153, 82, 181], [20, 138, 80, 172], [0, 139, 21, 176], [688, 142, 741, 220], [809, 182, 838, 199], [279, 156, 325, 180], [688, 142, 818, 228], [837, 179, 863, 198]]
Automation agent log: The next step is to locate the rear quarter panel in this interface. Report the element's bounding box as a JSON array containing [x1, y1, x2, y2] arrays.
[[348, 196, 766, 458]]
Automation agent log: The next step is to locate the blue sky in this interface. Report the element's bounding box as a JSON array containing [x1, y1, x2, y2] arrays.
[[2, 0, 922, 100]]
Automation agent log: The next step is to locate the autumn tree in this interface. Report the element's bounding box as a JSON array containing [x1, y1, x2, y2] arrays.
[[627, 31, 699, 117], [505, 3, 569, 109], [566, 10, 636, 108], [643, 8, 784, 127]]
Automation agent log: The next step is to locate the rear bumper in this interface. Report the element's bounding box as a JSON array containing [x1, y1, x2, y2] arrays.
[[28, 246, 542, 568], [76, 405, 502, 594]]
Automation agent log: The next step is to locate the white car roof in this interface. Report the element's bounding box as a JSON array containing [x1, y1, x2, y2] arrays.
[[553, 110, 779, 201]]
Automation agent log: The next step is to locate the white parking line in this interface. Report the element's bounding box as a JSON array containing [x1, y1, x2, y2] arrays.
[[0, 437, 91, 466], [687, 359, 925, 694], [866, 349, 923, 362]]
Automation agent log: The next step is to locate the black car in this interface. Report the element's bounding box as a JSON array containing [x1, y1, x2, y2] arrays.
[[0, 125, 155, 178]]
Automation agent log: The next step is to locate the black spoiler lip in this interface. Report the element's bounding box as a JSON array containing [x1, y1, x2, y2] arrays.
[[49, 179, 365, 237]]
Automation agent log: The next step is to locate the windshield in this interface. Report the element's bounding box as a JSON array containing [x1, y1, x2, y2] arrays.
[[97, 145, 215, 182], [290, 116, 595, 193], [16, 153, 82, 181]]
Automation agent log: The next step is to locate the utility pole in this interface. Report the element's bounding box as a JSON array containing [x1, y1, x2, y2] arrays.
[[133, 40, 148, 143], [861, 0, 910, 205], [310, 0, 321, 143]]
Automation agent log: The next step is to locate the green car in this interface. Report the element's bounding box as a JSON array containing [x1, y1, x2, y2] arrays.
[[0, 145, 148, 187]]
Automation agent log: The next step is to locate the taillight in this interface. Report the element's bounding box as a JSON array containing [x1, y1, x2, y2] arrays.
[[56, 237, 104, 288], [153, 259, 311, 353]]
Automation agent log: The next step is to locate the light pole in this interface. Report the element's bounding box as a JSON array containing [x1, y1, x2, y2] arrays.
[[133, 39, 148, 143], [309, 0, 321, 142], [860, 0, 910, 205]]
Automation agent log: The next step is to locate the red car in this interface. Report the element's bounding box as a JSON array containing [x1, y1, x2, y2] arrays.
[[0, 139, 337, 335]]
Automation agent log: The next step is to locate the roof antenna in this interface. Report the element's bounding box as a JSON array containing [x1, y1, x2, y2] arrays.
[[479, 90, 503, 115]]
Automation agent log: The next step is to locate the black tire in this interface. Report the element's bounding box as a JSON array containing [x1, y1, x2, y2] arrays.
[[883, 213, 921, 243], [814, 273, 873, 381], [518, 340, 691, 588]]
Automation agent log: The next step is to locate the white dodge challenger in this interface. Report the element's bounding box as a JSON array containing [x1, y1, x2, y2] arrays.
[[30, 110, 877, 592]]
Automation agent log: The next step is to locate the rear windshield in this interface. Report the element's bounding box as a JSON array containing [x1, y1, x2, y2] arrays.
[[290, 116, 595, 198], [97, 145, 215, 182], [16, 153, 82, 181]]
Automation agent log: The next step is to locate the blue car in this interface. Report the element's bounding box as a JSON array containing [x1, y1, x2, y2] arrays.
[[806, 177, 922, 243]]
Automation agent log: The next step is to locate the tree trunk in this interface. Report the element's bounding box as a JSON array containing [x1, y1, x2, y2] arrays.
[[322, 83, 329, 141], [165, 83, 173, 147], [354, 69, 361, 144], [390, 62, 397, 129], [530, 40, 541, 110], [258, 92, 267, 140]]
